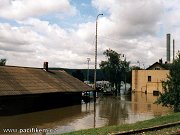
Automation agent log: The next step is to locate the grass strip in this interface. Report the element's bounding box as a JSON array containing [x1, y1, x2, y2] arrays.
[[59, 112, 180, 135]]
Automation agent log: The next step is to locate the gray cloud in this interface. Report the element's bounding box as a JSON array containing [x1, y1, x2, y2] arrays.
[[0, 0, 180, 69], [0, 0, 76, 20]]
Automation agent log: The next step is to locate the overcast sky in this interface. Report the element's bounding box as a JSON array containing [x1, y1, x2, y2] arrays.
[[0, 0, 180, 69]]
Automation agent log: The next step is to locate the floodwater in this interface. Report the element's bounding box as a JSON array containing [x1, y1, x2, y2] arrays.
[[0, 92, 172, 135]]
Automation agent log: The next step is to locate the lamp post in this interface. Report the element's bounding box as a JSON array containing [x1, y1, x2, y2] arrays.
[[87, 58, 90, 82], [94, 14, 103, 102]]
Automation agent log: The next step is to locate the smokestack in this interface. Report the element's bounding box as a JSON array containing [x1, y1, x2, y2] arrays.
[[166, 34, 171, 63], [43, 62, 48, 71], [173, 39, 175, 61]]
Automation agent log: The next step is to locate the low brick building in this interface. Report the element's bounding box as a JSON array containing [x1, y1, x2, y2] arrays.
[[0, 63, 93, 115]]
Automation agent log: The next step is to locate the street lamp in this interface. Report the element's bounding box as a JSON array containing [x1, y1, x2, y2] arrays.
[[94, 14, 103, 101], [87, 58, 90, 82]]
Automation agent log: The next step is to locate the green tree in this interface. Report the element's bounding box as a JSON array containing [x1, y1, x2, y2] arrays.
[[0, 59, 6, 66], [156, 51, 180, 112], [130, 65, 141, 70], [100, 49, 130, 94]]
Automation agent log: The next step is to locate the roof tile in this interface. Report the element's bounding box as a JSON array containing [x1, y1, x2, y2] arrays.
[[0, 66, 93, 96]]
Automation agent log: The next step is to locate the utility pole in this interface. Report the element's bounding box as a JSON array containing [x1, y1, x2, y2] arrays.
[[94, 14, 103, 102]]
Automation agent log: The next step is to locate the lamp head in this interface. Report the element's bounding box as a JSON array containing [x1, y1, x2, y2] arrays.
[[97, 14, 103, 17]]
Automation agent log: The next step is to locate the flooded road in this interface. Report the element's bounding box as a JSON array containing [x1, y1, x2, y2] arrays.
[[0, 92, 172, 134]]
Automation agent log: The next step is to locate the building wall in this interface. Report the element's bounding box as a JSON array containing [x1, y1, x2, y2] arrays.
[[0, 92, 82, 115], [132, 70, 169, 93]]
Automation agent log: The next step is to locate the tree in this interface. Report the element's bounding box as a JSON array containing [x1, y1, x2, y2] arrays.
[[0, 59, 6, 66], [72, 69, 84, 82], [100, 49, 130, 94], [130, 65, 141, 70], [156, 51, 180, 112]]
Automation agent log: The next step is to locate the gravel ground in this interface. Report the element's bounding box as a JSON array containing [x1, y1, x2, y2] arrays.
[[134, 125, 180, 135]]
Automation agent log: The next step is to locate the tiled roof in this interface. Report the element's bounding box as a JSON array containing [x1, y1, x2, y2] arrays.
[[0, 66, 93, 96], [146, 62, 171, 70]]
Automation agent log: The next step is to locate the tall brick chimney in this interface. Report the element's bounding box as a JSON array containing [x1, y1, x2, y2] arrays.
[[43, 62, 48, 71], [166, 34, 171, 63], [173, 39, 175, 61]]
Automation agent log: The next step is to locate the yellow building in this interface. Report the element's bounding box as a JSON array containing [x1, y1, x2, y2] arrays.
[[132, 62, 170, 94]]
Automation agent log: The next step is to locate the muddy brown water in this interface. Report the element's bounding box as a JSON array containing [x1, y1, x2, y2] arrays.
[[0, 92, 172, 134]]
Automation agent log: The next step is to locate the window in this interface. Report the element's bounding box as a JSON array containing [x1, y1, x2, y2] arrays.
[[153, 90, 159, 96], [148, 76, 151, 82], [155, 67, 160, 70]]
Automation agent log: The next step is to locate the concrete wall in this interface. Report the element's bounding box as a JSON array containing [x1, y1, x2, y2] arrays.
[[132, 70, 169, 93]]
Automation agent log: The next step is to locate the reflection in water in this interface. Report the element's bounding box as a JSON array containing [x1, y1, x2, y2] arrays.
[[98, 96, 129, 125], [0, 93, 172, 134]]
